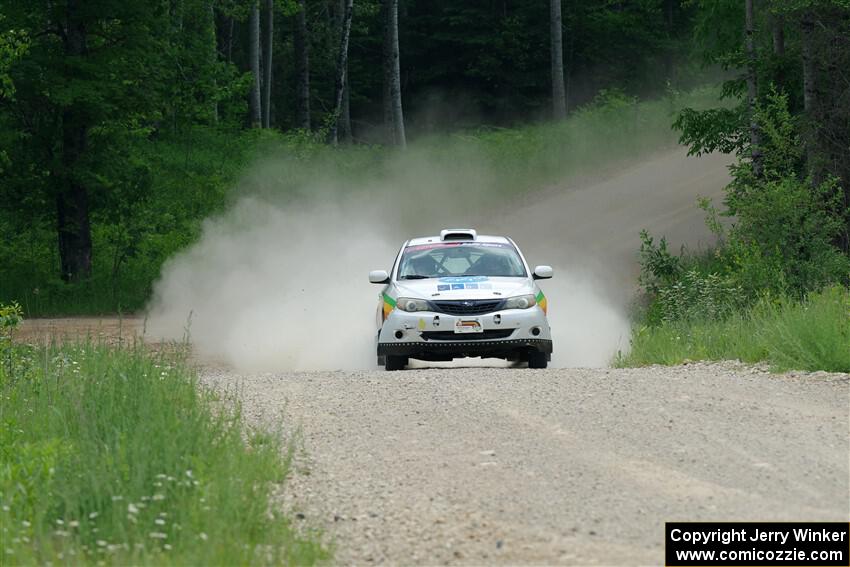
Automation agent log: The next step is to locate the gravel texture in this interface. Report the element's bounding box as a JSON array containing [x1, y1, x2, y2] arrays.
[[200, 361, 850, 565]]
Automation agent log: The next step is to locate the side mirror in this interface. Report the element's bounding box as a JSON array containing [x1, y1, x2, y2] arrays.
[[369, 270, 390, 284], [533, 265, 553, 280]]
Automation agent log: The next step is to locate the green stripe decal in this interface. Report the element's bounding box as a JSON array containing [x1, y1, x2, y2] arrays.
[[383, 293, 396, 307], [536, 291, 545, 302]]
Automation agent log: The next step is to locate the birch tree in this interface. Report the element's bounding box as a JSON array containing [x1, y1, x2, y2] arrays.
[[338, 0, 351, 142], [383, 0, 405, 147], [249, 0, 262, 127], [328, 0, 353, 145], [294, 0, 310, 129], [550, 0, 567, 120], [262, 0, 273, 128]]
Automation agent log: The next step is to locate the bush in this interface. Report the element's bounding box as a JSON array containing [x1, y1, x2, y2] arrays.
[[637, 91, 849, 329]]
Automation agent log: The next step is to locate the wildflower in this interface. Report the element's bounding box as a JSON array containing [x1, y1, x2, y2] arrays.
[[89, 512, 99, 519], [69, 521, 79, 528], [199, 532, 208, 541], [96, 540, 107, 547], [152, 494, 165, 501], [185, 470, 193, 478], [54, 530, 70, 537], [156, 474, 167, 480], [148, 532, 167, 539], [111, 495, 123, 501], [55, 519, 64, 525], [164, 544, 172, 550], [21, 521, 30, 528], [155, 519, 165, 526], [127, 503, 139, 515]]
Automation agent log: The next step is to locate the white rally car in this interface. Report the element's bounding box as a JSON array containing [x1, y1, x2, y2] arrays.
[[369, 229, 553, 370]]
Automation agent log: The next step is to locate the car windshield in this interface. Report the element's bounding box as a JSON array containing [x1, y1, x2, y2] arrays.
[[397, 242, 527, 279]]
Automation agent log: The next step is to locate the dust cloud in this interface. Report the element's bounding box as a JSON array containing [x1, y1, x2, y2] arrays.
[[147, 144, 729, 371]]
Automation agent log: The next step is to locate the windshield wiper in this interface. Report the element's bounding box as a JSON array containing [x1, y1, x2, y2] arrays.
[[400, 275, 431, 280]]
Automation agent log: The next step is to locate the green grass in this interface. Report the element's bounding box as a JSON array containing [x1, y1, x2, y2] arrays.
[[618, 286, 850, 372], [0, 340, 328, 565], [0, 86, 722, 316]]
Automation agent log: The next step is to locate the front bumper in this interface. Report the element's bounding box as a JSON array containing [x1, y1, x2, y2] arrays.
[[377, 307, 552, 361]]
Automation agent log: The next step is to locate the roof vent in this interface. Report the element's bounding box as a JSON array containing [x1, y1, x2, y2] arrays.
[[440, 228, 477, 241]]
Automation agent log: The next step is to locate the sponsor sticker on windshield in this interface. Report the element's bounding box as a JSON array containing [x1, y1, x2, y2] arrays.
[[439, 276, 490, 283], [437, 284, 450, 291]]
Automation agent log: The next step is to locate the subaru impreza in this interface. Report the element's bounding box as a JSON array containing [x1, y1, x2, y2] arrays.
[[370, 229, 553, 370]]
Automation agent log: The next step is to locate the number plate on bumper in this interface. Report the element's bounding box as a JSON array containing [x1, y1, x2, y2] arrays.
[[454, 319, 483, 334]]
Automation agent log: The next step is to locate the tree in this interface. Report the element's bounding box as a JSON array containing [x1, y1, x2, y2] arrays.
[[550, 0, 567, 120], [328, 0, 353, 145], [56, 0, 93, 281], [744, 0, 762, 176], [294, 0, 311, 129], [383, 0, 405, 146], [262, 0, 274, 128], [249, 1, 262, 127]]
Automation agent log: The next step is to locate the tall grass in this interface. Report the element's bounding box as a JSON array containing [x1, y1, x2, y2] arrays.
[[618, 286, 850, 372], [0, 341, 327, 565]]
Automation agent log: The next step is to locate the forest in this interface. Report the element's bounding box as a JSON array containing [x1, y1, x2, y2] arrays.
[[1, 0, 849, 340]]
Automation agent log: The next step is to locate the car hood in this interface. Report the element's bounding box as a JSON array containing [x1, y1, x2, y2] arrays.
[[394, 276, 534, 300]]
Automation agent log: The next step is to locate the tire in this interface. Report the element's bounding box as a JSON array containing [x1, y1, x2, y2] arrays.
[[385, 355, 408, 371], [527, 351, 548, 369]]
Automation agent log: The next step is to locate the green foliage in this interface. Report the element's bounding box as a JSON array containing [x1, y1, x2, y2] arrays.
[[0, 341, 328, 565], [618, 285, 850, 372], [640, 91, 849, 330], [657, 269, 744, 323], [723, 91, 849, 297]]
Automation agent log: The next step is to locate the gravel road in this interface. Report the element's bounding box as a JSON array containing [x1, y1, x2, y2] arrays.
[[202, 362, 850, 565]]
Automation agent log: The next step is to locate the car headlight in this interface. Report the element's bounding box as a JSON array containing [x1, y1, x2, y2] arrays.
[[504, 294, 537, 309], [396, 297, 430, 312]]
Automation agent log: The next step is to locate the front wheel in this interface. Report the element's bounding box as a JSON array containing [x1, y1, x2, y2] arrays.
[[385, 355, 408, 371], [527, 351, 548, 369]]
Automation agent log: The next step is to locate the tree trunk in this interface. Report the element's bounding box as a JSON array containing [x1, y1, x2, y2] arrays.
[[550, 0, 567, 120], [381, 0, 393, 143], [226, 17, 234, 63], [801, 11, 820, 184], [249, 1, 262, 127], [384, 0, 405, 147], [772, 14, 785, 56], [262, 0, 273, 128], [208, 1, 219, 123], [328, 0, 353, 145], [744, 0, 762, 176], [58, 0, 93, 282], [340, 71, 352, 143], [295, 0, 311, 129], [337, 0, 352, 142]]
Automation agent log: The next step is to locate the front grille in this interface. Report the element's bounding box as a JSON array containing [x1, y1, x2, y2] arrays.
[[430, 299, 504, 315], [420, 329, 514, 341]]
